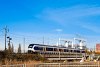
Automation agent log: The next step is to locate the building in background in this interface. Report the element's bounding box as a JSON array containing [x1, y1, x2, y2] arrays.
[[96, 43, 100, 52]]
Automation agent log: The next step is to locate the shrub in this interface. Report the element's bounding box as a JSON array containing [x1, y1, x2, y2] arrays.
[[0, 50, 46, 64]]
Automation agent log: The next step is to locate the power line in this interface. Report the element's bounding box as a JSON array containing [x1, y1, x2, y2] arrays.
[[4, 26, 9, 50]]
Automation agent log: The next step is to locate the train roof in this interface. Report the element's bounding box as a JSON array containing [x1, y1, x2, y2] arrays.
[[29, 44, 84, 50], [29, 44, 59, 47]]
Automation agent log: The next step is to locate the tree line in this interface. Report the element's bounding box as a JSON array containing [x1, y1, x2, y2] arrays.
[[0, 43, 46, 65], [7, 43, 21, 53]]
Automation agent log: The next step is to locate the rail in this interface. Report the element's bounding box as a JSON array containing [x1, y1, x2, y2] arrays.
[[2, 62, 100, 67]]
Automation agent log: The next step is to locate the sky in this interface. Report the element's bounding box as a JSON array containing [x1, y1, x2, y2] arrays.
[[0, 0, 100, 51]]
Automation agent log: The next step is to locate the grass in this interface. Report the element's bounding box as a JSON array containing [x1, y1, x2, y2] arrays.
[[0, 50, 46, 65]]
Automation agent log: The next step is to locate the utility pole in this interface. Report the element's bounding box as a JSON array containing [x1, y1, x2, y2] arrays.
[[4, 26, 8, 51], [23, 37, 25, 53], [7, 36, 12, 52], [7, 36, 12, 47], [43, 36, 44, 45]]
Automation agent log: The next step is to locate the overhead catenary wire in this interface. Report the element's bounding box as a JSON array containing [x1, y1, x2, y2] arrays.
[[5, 32, 61, 45], [9, 33, 58, 45], [0, 27, 53, 51]]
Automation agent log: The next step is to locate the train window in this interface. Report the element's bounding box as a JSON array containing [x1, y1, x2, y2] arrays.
[[82, 51, 85, 53], [54, 48, 57, 51], [46, 48, 53, 51], [74, 50, 77, 52], [64, 49, 66, 52], [39, 47, 43, 50], [59, 49, 63, 52], [70, 50, 73, 52], [64, 49, 68, 52], [77, 50, 80, 53], [34, 46, 43, 50], [28, 44, 34, 48], [34, 46, 39, 50]]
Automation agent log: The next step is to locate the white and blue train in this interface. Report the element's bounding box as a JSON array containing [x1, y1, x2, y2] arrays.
[[28, 44, 85, 53], [28, 44, 86, 60]]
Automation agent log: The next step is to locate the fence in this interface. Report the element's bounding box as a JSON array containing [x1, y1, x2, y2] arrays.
[[2, 64, 24, 67], [32, 62, 100, 67], [1, 62, 100, 67]]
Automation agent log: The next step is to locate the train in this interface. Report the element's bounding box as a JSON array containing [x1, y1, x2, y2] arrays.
[[28, 44, 85, 53], [28, 44, 86, 61]]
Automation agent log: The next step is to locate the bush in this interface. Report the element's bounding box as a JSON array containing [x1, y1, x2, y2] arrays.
[[0, 50, 46, 64]]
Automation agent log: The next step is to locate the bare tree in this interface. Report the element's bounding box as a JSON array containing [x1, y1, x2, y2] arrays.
[[8, 42, 12, 53], [11, 44, 14, 53], [18, 44, 21, 53]]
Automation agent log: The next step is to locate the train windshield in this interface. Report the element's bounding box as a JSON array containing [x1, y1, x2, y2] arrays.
[[28, 44, 34, 48]]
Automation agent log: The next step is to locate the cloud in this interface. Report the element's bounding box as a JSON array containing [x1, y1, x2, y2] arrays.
[[36, 5, 100, 23], [35, 5, 100, 33], [82, 24, 100, 33], [55, 29, 63, 32]]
